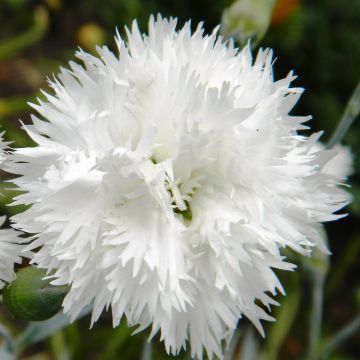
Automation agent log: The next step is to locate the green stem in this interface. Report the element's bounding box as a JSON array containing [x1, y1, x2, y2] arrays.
[[308, 271, 326, 360], [238, 327, 259, 360], [49, 329, 70, 360], [141, 339, 152, 360], [224, 329, 241, 360], [327, 80, 360, 148], [0, 324, 15, 353], [321, 313, 360, 359]]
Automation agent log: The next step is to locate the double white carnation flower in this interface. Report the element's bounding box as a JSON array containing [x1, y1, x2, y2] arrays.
[[2, 15, 351, 359]]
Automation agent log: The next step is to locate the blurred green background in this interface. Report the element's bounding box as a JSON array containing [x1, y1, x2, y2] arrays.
[[0, 0, 359, 359]]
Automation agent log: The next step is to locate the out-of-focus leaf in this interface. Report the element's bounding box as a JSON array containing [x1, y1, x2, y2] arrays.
[[0, 6, 49, 62], [99, 321, 133, 360], [262, 273, 300, 360], [326, 234, 360, 295], [66, 323, 82, 360], [0, 183, 29, 216], [328, 79, 360, 148], [14, 305, 92, 354], [0, 117, 36, 149], [0, 93, 40, 118], [349, 184, 360, 216], [3, 0, 26, 10]]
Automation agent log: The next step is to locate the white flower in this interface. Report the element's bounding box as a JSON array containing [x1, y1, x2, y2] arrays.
[[0, 217, 24, 289], [0, 131, 9, 165], [316, 143, 353, 179], [0, 134, 24, 289], [8, 15, 350, 359]]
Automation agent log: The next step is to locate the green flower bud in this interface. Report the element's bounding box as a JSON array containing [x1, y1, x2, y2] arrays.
[[221, 0, 276, 46], [2, 267, 69, 321]]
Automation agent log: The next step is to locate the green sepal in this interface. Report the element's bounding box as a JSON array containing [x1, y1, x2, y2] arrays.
[[2, 267, 69, 321]]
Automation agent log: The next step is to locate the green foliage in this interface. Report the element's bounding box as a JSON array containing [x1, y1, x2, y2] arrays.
[[0, 6, 48, 62], [263, 273, 301, 360]]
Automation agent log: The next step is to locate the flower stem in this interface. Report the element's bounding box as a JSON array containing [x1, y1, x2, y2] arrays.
[[0, 323, 15, 354], [224, 329, 242, 360], [141, 339, 152, 360], [308, 271, 326, 360], [238, 327, 259, 360], [328, 80, 360, 148]]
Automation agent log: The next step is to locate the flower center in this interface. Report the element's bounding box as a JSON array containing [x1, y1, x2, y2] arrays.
[[166, 178, 193, 221], [151, 157, 197, 221]]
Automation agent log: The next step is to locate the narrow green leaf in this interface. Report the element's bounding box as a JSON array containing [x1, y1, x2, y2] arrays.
[[328, 80, 360, 148], [262, 273, 300, 360]]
